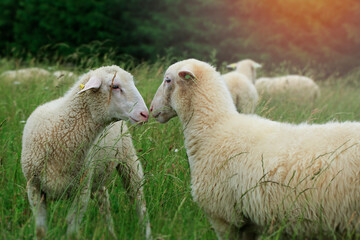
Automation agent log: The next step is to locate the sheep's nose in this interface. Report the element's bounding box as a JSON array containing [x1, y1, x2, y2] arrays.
[[140, 111, 149, 122], [150, 105, 153, 112]]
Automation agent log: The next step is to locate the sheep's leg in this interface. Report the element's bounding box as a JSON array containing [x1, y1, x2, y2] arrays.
[[208, 216, 234, 240], [209, 216, 258, 240], [209, 216, 256, 240], [95, 186, 117, 239], [66, 169, 94, 237], [116, 158, 152, 240], [27, 182, 47, 239]]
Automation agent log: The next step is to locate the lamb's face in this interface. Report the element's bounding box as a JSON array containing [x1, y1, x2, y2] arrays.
[[78, 66, 149, 124]]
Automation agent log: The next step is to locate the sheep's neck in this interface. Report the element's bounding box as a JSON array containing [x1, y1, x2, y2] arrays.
[[179, 86, 236, 161]]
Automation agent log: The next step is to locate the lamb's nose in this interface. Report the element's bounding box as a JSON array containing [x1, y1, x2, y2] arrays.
[[150, 105, 153, 112]]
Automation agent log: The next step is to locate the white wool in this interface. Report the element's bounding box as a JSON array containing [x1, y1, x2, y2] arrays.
[[21, 65, 150, 239], [151, 59, 360, 239], [255, 75, 320, 102], [222, 72, 258, 113]]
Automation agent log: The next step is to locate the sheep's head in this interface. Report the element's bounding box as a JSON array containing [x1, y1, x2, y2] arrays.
[[77, 65, 149, 124], [227, 59, 261, 83], [150, 59, 216, 123]]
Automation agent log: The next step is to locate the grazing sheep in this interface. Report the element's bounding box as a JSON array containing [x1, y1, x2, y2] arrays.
[[21, 65, 151, 239], [0, 67, 51, 80], [227, 59, 262, 83], [150, 59, 360, 239], [221, 72, 258, 113], [255, 75, 321, 102], [227, 60, 321, 102]]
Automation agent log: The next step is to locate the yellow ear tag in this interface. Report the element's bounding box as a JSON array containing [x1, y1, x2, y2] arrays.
[[80, 84, 85, 89]]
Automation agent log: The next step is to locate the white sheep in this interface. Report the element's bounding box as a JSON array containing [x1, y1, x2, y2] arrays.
[[150, 59, 360, 239], [221, 72, 258, 113], [0, 67, 51, 80], [227, 59, 321, 102], [227, 59, 262, 83], [21, 65, 151, 239], [255, 75, 321, 102]]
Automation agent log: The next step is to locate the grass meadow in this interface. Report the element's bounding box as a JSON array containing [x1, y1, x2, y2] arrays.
[[1, 57, 360, 239]]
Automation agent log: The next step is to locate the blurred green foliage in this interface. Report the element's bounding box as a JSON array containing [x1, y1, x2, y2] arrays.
[[1, 0, 360, 72]]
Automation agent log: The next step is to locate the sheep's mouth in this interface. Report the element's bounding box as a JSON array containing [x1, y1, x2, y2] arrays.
[[130, 116, 146, 125]]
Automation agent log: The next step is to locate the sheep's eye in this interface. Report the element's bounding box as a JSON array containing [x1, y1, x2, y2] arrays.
[[112, 85, 120, 89], [165, 78, 171, 83]]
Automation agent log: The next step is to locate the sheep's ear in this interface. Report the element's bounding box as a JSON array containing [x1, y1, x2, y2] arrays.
[[77, 76, 102, 94], [227, 63, 237, 69], [178, 70, 196, 81]]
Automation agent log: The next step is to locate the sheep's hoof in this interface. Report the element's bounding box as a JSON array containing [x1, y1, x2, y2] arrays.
[[36, 226, 46, 239]]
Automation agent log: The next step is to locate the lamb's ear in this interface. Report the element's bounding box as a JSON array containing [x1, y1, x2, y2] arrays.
[[77, 76, 102, 94], [178, 70, 196, 81]]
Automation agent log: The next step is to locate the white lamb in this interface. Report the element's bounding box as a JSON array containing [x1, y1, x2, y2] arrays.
[[150, 59, 360, 239], [21, 65, 151, 239], [255, 75, 321, 102], [221, 72, 258, 113], [227, 59, 262, 83]]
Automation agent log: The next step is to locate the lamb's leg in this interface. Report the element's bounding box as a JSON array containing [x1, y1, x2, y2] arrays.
[[94, 186, 117, 239], [116, 158, 152, 240], [66, 169, 94, 237], [27, 182, 47, 239]]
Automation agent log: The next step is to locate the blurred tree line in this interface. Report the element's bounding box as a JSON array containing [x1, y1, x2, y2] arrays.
[[1, 0, 359, 72]]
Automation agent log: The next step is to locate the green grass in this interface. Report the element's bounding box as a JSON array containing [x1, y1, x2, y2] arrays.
[[1, 58, 360, 239]]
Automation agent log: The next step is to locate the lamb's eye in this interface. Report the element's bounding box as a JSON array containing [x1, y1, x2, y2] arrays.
[[165, 78, 171, 83], [112, 85, 120, 89]]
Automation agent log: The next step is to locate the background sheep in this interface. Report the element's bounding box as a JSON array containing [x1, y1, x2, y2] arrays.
[[150, 58, 360, 239], [0, 67, 51, 81], [255, 75, 321, 102], [227, 59, 262, 83], [221, 72, 258, 113], [227, 59, 321, 102], [21, 65, 151, 239]]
